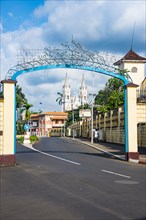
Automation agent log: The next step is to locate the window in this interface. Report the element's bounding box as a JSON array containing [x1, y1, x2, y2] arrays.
[[131, 67, 137, 73]]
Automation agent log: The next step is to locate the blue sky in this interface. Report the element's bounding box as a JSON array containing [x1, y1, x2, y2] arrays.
[[1, 0, 45, 31], [0, 0, 146, 112]]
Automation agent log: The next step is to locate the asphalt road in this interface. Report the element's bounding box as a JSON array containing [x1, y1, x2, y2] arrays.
[[1, 137, 146, 220]]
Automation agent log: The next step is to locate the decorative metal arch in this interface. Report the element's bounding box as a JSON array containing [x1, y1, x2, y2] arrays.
[[5, 40, 132, 84], [4, 40, 135, 157]]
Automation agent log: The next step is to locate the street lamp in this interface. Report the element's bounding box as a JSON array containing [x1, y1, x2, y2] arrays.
[[72, 108, 75, 138], [89, 93, 96, 144], [64, 120, 66, 137]]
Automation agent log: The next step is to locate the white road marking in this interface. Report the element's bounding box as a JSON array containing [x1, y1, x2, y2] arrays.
[[101, 169, 131, 178], [24, 144, 80, 166]]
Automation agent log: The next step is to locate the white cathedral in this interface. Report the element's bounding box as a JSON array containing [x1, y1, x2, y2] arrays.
[[61, 48, 146, 112], [62, 74, 88, 112]]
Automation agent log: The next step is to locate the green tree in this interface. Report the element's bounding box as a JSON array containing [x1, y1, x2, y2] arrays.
[[16, 120, 25, 135], [16, 85, 33, 134], [94, 77, 124, 113], [22, 102, 33, 121], [66, 103, 91, 127], [56, 92, 63, 105], [78, 103, 91, 110], [16, 85, 27, 109]]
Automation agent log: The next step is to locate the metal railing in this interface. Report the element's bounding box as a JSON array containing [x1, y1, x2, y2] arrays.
[[137, 90, 146, 102]]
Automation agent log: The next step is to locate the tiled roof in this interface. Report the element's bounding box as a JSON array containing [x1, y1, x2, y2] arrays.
[[50, 116, 68, 119], [40, 112, 68, 116], [114, 49, 146, 65], [30, 114, 39, 117]]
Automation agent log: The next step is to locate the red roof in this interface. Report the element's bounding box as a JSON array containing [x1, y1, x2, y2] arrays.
[[114, 49, 146, 65]]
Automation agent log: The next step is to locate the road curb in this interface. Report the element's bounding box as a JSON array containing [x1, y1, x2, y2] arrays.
[[139, 160, 146, 165], [65, 137, 146, 164], [65, 137, 125, 161]]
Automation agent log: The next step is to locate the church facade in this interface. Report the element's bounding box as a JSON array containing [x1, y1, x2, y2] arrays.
[[62, 74, 88, 112]]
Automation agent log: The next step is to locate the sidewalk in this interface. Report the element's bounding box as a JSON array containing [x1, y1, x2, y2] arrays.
[[67, 137, 146, 165]]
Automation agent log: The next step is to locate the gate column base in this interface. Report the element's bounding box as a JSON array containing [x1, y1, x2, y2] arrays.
[[0, 155, 16, 166], [125, 152, 139, 163]]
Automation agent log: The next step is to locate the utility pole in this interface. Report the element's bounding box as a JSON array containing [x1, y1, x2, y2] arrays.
[[89, 93, 96, 144], [72, 108, 75, 138], [64, 120, 66, 137]]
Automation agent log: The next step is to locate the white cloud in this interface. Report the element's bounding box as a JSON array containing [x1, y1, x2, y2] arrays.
[[40, 1, 106, 41], [34, 1, 59, 18], [8, 12, 13, 17], [112, 3, 145, 32]]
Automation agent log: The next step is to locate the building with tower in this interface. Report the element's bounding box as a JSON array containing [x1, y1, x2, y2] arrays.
[[80, 74, 88, 106], [114, 49, 146, 87], [62, 73, 88, 112]]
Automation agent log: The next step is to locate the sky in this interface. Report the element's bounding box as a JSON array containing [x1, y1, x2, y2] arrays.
[[0, 0, 146, 112]]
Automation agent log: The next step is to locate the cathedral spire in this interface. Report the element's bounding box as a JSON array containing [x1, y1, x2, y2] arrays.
[[81, 74, 86, 89], [80, 74, 87, 106], [62, 73, 71, 112], [64, 73, 70, 88], [62, 73, 88, 111]]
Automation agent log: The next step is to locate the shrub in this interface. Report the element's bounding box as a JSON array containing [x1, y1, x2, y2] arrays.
[[18, 136, 24, 144], [30, 135, 39, 144]]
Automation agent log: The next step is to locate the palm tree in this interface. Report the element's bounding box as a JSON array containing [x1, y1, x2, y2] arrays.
[[56, 92, 63, 105], [16, 85, 27, 109], [22, 102, 33, 121]]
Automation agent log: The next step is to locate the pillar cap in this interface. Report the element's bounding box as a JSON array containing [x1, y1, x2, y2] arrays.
[[1, 79, 17, 84], [126, 82, 139, 88]]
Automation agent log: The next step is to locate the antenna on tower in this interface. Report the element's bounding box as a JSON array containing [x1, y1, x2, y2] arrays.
[[131, 22, 136, 50], [72, 34, 74, 42]]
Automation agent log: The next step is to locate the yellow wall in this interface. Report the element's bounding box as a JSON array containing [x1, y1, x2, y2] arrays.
[[69, 103, 146, 147]]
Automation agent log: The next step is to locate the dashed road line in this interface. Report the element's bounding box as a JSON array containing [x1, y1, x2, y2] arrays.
[[101, 169, 131, 178]]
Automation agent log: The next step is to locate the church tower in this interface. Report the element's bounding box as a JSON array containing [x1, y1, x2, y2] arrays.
[[114, 49, 146, 86], [80, 74, 88, 106], [71, 93, 80, 110], [62, 73, 71, 112]]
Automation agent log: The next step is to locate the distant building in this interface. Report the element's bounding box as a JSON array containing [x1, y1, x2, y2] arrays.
[[140, 77, 146, 91], [62, 73, 88, 112], [30, 111, 68, 136], [114, 49, 146, 87], [114, 48, 146, 103]]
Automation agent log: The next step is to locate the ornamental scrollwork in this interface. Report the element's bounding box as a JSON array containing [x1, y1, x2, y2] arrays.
[[5, 40, 132, 82]]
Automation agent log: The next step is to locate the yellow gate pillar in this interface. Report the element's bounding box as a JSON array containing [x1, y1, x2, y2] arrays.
[[126, 83, 139, 162], [1, 80, 17, 166]]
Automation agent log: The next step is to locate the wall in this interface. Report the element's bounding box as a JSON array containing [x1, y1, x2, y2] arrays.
[[137, 103, 146, 123], [69, 103, 146, 147], [0, 97, 4, 155], [138, 123, 146, 147]]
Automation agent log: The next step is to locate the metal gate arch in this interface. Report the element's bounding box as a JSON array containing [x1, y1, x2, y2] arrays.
[[10, 63, 130, 155], [1, 41, 139, 165]]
